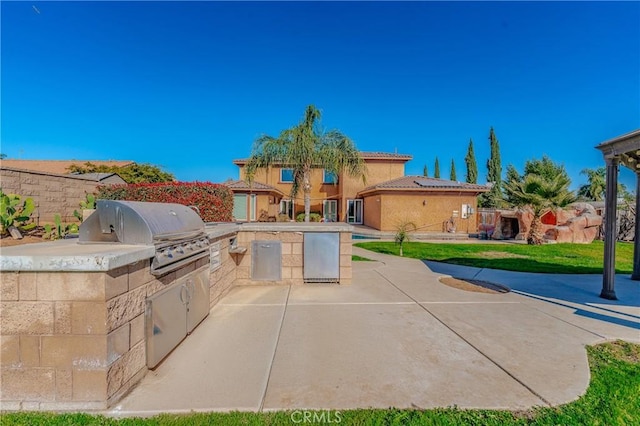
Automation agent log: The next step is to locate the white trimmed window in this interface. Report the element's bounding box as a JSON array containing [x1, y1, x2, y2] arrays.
[[280, 168, 294, 183], [323, 170, 338, 184]]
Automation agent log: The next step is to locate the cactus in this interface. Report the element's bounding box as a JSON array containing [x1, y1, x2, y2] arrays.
[[44, 214, 79, 240], [80, 193, 96, 209], [0, 189, 37, 236], [74, 193, 97, 222]]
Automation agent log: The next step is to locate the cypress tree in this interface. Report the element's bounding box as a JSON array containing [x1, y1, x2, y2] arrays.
[[464, 138, 478, 184], [450, 159, 457, 181], [423, 164, 428, 177], [487, 127, 502, 186], [434, 157, 440, 178], [484, 127, 502, 207]]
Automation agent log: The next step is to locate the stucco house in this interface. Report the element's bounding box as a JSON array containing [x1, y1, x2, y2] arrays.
[[358, 176, 489, 232], [231, 152, 489, 232]]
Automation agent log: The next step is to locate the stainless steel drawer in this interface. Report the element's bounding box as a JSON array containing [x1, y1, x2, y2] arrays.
[[251, 241, 282, 281]]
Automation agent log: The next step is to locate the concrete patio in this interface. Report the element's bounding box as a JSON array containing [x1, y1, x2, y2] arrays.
[[108, 247, 640, 417]]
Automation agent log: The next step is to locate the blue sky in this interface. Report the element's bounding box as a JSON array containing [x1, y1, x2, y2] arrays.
[[2, 1, 639, 190]]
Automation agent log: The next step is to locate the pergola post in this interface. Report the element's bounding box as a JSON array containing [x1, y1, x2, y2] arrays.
[[632, 172, 640, 280], [601, 156, 619, 300], [596, 129, 640, 300]]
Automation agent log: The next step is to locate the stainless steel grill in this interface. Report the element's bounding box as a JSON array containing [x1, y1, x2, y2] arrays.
[[79, 200, 210, 275]]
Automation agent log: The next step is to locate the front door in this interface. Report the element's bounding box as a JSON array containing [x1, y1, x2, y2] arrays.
[[346, 199, 363, 224]]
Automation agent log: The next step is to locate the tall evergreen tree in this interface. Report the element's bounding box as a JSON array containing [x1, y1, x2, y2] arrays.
[[450, 159, 457, 181], [479, 127, 502, 207], [423, 164, 428, 177], [464, 138, 478, 184], [523, 155, 569, 183], [487, 127, 502, 186], [434, 157, 440, 178], [503, 164, 523, 206]]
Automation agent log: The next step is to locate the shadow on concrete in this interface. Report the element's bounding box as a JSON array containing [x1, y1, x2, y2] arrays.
[[425, 257, 615, 275], [423, 260, 640, 331], [511, 290, 640, 331]]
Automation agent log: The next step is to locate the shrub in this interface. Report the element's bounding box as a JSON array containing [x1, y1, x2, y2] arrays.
[[97, 182, 233, 222], [296, 212, 322, 222], [277, 213, 292, 222]]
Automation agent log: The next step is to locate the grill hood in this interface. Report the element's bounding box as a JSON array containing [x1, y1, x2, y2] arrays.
[[79, 200, 206, 245]]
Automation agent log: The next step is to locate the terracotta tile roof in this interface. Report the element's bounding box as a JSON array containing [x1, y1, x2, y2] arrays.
[[224, 180, 284, 195], [0, 159, 134, 175], [233, 151, 411, 165], [359, 175, 490, 194], [358, 151, 412, 161]]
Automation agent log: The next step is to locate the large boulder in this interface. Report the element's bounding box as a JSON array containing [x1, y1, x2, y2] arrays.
[[494, 203, 602, 244]]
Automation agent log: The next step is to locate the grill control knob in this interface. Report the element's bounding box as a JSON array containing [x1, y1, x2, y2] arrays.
[[176, 246, 184, 254]]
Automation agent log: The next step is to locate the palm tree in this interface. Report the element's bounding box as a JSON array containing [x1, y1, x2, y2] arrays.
[[245, 105, 366, 222], [504, 173, 576, 245], [394, 220, 417, 256], [578, 167, 606, 201]]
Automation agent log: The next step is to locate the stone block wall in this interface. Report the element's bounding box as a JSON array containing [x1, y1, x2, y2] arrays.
[[234, 230, 352, 285], [0, 224, 351, 410], [208, 233, 236, 307], [0, 168, 109, 224], [0, 258, 208, 410]]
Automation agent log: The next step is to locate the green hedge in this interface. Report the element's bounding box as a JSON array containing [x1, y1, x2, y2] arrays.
[[97, 182, 233, 223], [296, 212, 323, 222]]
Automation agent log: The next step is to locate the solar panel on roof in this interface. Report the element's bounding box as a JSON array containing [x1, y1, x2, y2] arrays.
[[414, 179, 453, 187]]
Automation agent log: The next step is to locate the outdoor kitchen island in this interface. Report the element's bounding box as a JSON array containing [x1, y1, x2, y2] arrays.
[[0, 218, 352, 411]]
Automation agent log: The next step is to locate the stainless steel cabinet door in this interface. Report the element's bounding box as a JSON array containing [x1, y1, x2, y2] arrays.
[[304, 232, 339, 282], [186, 269, 210, 333], [145, 283, 188, 368], [251, 241, 282, 280]]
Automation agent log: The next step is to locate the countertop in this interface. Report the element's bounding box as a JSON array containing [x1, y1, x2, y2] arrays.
[[206, 222, 353, 233], [1, 222, 352, 272], [0, 239, 155, 272]]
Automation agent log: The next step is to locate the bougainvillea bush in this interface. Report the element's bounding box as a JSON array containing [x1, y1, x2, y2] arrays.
[[97, 182, 233, 223]]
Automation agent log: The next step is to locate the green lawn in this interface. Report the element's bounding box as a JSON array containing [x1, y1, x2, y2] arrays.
[[355, 240, 634, 274], [2, 341, 638, 425]]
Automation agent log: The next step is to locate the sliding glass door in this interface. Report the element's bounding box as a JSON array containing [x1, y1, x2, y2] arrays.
[[346, 199, 363, 224]]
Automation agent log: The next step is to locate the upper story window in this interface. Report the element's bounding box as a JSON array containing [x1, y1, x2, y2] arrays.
[[280, 168, 294, 183], [323, 170, 338, 184]]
